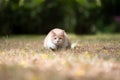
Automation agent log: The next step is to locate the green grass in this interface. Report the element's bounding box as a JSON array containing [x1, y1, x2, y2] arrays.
[[0, 34, 120, 80]]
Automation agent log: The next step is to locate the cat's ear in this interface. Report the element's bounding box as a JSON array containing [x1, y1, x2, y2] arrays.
[[51, 30, 56, 36], [61, 30, 65, 36]]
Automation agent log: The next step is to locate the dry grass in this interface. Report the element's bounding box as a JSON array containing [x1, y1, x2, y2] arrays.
[[0, 34, 120, 80]]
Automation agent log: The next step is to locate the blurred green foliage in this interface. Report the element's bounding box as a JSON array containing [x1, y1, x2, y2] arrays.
[[0, 0, 120, 35]]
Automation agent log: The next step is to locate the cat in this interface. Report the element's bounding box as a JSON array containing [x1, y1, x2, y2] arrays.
[[44, 28, 71, 51]]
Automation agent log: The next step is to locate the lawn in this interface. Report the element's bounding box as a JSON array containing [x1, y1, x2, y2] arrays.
[[0, 34, 120, 80]]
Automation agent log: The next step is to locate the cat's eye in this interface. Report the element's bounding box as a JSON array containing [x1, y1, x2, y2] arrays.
[[59, 38, 62, 40], [54, 38, 57, 39]]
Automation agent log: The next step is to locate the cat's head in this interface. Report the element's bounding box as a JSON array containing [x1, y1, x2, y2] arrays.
[[51, 30, 65, 46]]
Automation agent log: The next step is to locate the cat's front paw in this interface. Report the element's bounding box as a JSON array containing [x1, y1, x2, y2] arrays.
[[49, 45, 57, 51], [50, 47, 56, 51]]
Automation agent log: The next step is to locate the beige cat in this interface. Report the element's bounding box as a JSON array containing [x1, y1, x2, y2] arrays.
[[44, 28, 71, 51]]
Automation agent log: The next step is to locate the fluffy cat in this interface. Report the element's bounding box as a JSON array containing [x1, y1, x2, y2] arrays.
[[44, 28, 71, 51]]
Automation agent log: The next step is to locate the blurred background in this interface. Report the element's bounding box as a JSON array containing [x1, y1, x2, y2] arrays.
[[0, 0, 120, 35]]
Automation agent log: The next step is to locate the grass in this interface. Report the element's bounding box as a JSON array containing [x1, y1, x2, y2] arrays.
[[0, 34, 120, 80]]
